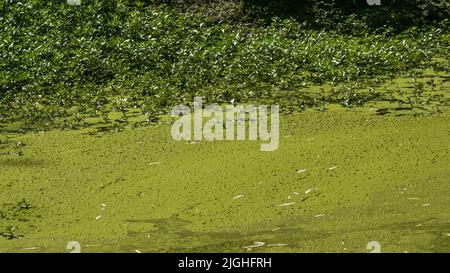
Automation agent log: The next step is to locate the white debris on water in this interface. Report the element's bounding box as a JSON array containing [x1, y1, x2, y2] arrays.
[[267, 243, 288, 247], [328, 166, 337, 171], [297, 169, 307, 174], [314, 214, 325, 218], [272, 228, 280, 232], [95, 215, 102, 220], [233, 195, 244, 199], [277, 202, 295, 207], [421, 203, 431, 207], [135, 250, 142, 253], [305, 188, 313, 194], [293, 192, 300, 195], [253, 182, 264, 189], [243, 241, 265, 250]]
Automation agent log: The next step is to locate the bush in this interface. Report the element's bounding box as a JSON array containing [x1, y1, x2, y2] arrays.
[[243, 0, 450, 30], [0, 0, 448, 131]]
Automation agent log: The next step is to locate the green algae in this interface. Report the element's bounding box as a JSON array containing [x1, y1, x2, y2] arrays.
[[0, 104, 449, 253]]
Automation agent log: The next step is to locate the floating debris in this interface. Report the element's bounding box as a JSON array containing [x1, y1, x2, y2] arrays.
[[23, 247, 39, 250], [421, 204, 431, 207], [328, 166, 337, 171], [293, 192, 300, 195], [267, 243, 288, 247], [252, 182, 264, 189], [135, 250, 142, 253], [95, 215, 102, 220], [297, 169, 307, 174], [314, 214, 325, 218], [148, 162, 161, 165], [243, 241, 265, 250], [416, 224, 422, 227], [407, 197, 420, 200], [233, 195, 244, 200], [277, 202, 295, 207], [305, 188, 313, 194], [272, 228, 280, 232]]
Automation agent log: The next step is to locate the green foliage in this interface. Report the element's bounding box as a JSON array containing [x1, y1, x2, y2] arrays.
[[0, 226, 20, 240], [241, 0, 450, 30], [16, 198, 32, 211], [0, 0, 448, 131], [0, 199, 32, 240]]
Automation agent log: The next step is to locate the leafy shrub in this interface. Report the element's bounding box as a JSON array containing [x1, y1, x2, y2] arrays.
[[242, 0, 450, 31], [0, 0, 448, 131]]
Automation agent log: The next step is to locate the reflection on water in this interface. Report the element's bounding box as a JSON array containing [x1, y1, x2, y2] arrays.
[[0, 158, 45, 168], [92, 213, 450, 253], [118, 213, 327, 253]]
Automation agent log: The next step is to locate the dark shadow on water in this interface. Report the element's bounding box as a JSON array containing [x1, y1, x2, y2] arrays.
[[109, 212, 450, 252], [242, 0, 448, 32], [120, 213, 329, 253], [0, 158, 46, 168]]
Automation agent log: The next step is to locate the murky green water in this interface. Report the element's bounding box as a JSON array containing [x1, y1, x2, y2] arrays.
[[1, 92, 450, 252]]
